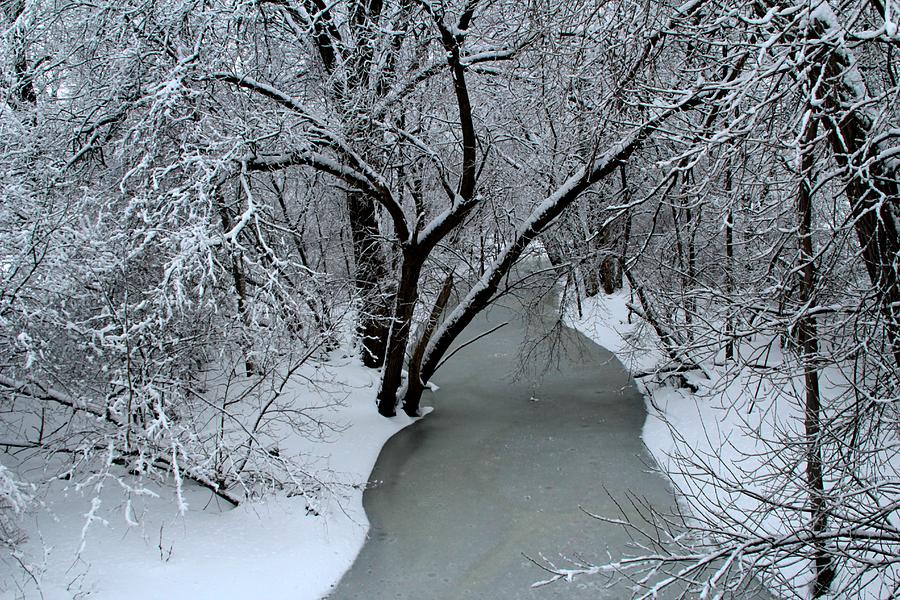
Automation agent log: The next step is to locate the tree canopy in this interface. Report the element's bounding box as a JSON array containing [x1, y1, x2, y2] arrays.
[[1, 0, 899, 596]]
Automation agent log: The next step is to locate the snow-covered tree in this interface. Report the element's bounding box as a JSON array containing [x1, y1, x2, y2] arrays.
[[542, 0, 900, 596]]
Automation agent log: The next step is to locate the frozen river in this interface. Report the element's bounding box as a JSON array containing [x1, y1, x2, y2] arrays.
[[327, 283, 770, 599]]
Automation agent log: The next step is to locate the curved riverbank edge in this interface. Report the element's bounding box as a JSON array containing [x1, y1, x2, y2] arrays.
[[326, 289, 681, 600], [564, 288, 800, 598], [10, 357, 421, 600]]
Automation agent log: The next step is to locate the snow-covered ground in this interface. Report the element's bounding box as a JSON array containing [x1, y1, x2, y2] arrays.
[[564, 289, 806, 595], [564, 288, 899, 600], [3, 356, 418, 600], [6, 283, 893, 600]]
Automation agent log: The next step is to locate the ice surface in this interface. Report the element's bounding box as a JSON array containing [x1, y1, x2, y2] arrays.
[[328, 278, 769, 599]]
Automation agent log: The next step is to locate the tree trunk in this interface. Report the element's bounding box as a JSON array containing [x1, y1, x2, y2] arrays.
[[7, 0, 36, 108], [796, 115, 834, 598], [216, 187, 256, 376], [347, 190, 392, 368], [829, 128, 900, 369], [595, 213, 622, 296], [619, 165, 634, 324], [295, 0, 397, 368], [724, 168, 735, 362], [599, 256, 620, 295], [376, 249, 424, 416], [584, 268, 602, 297], [807, 10, 900, 370], [404, 273, 454, 414], [543, 236, 568, 273]]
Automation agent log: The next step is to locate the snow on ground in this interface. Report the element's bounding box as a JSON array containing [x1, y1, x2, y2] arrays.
[[3, 356, 418, 600], [562, 288, 861, 599], [566, 288, 900, 599], [562, 287, 661, 376]]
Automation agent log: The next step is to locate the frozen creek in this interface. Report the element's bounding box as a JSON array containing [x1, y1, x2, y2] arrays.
[[327, 286, 770, 600]]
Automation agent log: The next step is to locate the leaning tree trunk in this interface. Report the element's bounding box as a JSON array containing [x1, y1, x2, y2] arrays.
[[376, 248, 424, 416], [410, 122, 669, 415], [403, 273, 454, 414]]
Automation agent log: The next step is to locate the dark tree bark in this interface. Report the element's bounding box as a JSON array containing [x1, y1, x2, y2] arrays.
[[267, 0, 399, 367], [403, 273, 454, 414], [795, 115, 835, 598], [595, 205, 623, 296], [411, 104, 700, 414], [374, 2, 485, 414], [347, 190, 392, 367], [216, 186, 256, 376], [599, 255, 621, 295], [618, 165, 634, 324], [825, 112, 900, 369], [775, 2, 900, 370], [6, 0, 36, 108], [342, 0, 396, 367], [376, 249, 424, 416], [724, 166, 735, 362]]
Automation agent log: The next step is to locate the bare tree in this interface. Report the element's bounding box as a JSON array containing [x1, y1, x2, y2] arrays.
[[542, 0, 900, 596]]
